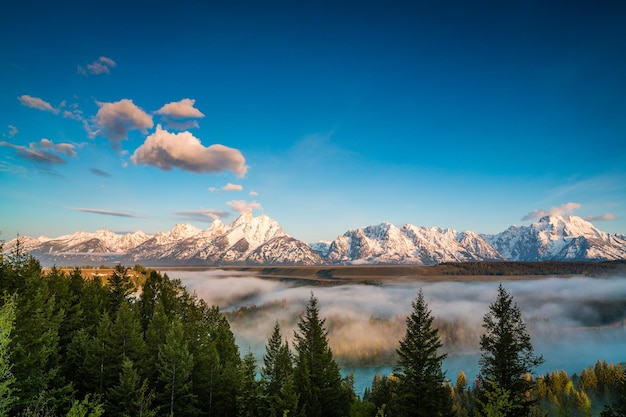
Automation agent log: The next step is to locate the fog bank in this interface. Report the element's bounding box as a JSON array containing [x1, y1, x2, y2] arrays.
[[167, 270, 626, 389]]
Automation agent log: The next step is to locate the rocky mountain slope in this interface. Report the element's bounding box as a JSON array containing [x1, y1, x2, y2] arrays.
[[3, 214, 625, 266]]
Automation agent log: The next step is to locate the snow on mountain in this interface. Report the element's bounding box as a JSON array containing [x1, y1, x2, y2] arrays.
[[484, 215, 626, 261], [2, 228, 153, 266], [4, 213, 625, 266], [248, 236, 326, 264], [126, 213, 289, 265], [309, 241, 332, 257], [325, 222, 504, 265]]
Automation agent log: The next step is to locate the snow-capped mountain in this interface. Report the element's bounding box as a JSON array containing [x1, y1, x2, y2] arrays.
[[127, 213, 290, 265], [248, 236, 325, 265], [484, 215, 626, 261], [3, 228, 152, 265], [325, 222, 504, 265], [3, 214, 625, 266]]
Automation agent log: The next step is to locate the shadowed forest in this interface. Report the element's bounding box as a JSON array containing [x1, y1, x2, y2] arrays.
[[0, 245, 625, 416]]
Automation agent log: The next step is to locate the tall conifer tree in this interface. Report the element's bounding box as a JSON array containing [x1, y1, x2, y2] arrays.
[[477, 284, 543, 417], [262, 322, 298, 417], [293, 293, 350, 417], [394, 289, 453, 417]]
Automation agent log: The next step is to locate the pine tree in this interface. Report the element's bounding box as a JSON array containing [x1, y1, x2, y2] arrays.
[[107, 357, 156, 417], [394, 289, 453, 417], [477, 284, 543, 417], [238, 350, 262, 417], [84, 312, 116, 394], [204, 305, 241, 417], [157, 318, 198, 416], [109, 303, 147, 376], [293, 293, 351, 417], [262, 322, 298, 417], [107, 264, 135, 313]]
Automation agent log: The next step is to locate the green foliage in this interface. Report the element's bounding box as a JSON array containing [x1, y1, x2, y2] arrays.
[[474, 381, 521, 417], [107, 264, 136, 312], [394, 289, 453, 417], [238, 350, 262, 417], [156, 318, 198, 416], [294, 293, 352, 417], [107, 357, 156, 417], [477, 284, 543, 417], [65, 394, 104, 417], [262, 322, 298, 417], [0, 294, 17, 416]]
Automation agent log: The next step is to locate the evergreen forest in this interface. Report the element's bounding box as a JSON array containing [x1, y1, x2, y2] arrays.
[[0, 244, 625, 417]]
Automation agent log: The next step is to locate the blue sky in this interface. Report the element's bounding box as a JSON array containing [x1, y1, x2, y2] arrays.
[[1, 1, 625, 243]]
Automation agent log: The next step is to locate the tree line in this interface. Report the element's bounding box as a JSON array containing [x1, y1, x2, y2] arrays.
[[0, 243, 625, 416]]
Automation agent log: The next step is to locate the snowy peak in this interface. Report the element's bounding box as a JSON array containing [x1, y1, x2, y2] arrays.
[[326, 222, 504, 265], [486, 215, 626, 261], [167, 223, 202, 240]]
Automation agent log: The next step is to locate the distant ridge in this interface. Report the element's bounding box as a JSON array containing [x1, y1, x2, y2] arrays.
[[4, 214, 626, 266]]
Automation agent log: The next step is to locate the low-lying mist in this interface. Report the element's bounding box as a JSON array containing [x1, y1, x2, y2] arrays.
[[166, 270, 626, 386]]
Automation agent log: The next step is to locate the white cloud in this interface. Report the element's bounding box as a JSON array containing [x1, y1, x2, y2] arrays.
[[521, 202, 581, 221], [155, 98, 205, 119], [131, 125, 248, 176], [78, 56, 117, 76], [227, 200, 262, 215], [224, 183, 243, 191], [249, 190, 258, 196], [18, 95, 59, 114], [7, 125, 18, 137], [583, 213, 616, 222], [92, 99, 154, 148], [209, 183, 243, 192]]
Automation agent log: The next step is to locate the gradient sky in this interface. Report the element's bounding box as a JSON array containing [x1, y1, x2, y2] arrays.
[[1, 0, 625, 244]]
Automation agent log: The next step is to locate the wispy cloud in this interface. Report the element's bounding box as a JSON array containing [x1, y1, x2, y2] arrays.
[[7, 125, 18, 137], [227, 200, 262, 215], [0, 161, 28, 175], [77, 56, 116, 76], [131, 125, 248, 176], [209, 183, 243, 192], [90, 168, 111, 177], [67, 207, 142, 218], [18, 95, 84, 122], [175, 209, 230, 222], [0, 139, 76, 164], [583, 213, 616, 222], [91, 99, 153, 149], [521, 202, 581, 221], [249, 190, 258, 196], [18, 95, 59, 114]]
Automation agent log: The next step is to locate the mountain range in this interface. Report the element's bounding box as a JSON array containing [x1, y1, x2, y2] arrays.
[[3, 213, 626, 266]]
